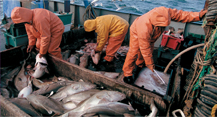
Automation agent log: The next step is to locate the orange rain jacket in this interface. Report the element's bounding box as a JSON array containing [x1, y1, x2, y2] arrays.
[[84, 15, 129, 52], [11, 7, 64, 58], [123, 6, 201, 77]]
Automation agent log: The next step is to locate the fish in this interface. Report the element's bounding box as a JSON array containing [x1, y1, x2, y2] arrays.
[[62, 89, 100, 104], [1, 66, 21, 88], [79, 102, 138, 117], [63, 101, 77, 110], [51, 81, 96, 101], [29, 53, 49, 78], [61, 90, 126, 117], [95, 72, 120, 79], [8, 98, 42, 116], [14, 60, 29, 91], [18, 79, 32, 98], [68, 54, 79, 65], [0, 88, 10, 98], [32, 80, 75, 95], [62, 50, 71, 61], [30, 62, 48, 78], [32, 77, 54, 89], [27, 94, 65, 115], [79, 54, 89, 68]]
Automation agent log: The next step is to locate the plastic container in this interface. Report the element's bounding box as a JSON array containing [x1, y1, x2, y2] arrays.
[[161, 31, 184, 50], [55, 13, 73, 25], [4, 33, 28, 47], [188, 33, 205, 43]]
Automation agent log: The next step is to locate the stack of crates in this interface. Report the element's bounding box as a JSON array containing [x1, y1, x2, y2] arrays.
[[187, 33, 205, 44], [157, 31, 183, 66], [3, 21, 28, 48]]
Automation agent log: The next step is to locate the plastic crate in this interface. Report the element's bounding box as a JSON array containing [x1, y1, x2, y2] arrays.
[[157, 46, 179, 60], [4, 33, 28, 47], [7, 23, 27, 37], [188, 33, 205, 43], [161, 31, 184, 50], [55, 13, 73, 25]]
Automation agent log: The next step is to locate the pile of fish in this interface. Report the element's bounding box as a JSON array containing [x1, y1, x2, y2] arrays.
[[1, 53, 146, 117], [61, 42, 129, 78]]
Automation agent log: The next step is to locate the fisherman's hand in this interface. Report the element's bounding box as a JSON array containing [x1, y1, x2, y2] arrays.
[[199, 9, 208, 20], [27, 45, 35, 53], [147, 64, 155, 72], [39, 54, 46, 58]]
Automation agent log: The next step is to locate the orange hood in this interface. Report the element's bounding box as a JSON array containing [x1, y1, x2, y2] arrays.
[[150, 7, 171, 27], [84, 19, 96, 32], [11, 7, 33, 24]]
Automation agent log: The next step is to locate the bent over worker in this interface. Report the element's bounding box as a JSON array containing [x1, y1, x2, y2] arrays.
[[84, 14, 129, 67], [11, 7, 65, 59], [123, 6, 207, 84]]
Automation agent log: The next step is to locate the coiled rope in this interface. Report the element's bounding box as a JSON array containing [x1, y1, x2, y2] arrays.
[[82, 5, 97, 22]]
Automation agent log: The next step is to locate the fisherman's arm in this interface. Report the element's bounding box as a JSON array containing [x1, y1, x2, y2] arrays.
[[25, 24, 36, 52], [137, 21, 155, 71], [95, 25, 109, 52], [168, 8, 207, 22], [38, 19, 51, 58]]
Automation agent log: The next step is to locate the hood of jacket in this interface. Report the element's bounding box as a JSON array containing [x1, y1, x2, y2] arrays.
[[84, 19, 96, 32], [11, 7, 33, 24]]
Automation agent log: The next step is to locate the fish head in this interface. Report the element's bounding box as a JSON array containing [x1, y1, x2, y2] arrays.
[[30, 62, 48, 78], [79, 81, 96, 90], [106, 91, 126, 102]]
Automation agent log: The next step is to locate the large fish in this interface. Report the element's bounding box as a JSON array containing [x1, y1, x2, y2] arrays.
[[62, 89, 100, 104], [51, 81, 96, 101], [33, 80, 75, 95], [95, 72, 120, 79], [27, 94, 65, 115], [8, 98, 42, 116], [1, 66, 21, 88], [18, 79, 32, 98], [63, 101, 77, 110], [61, 90, 126, 117], [14, 60, 28, 91], [79, 102, 138, 117], [29, 54, 49, 78], [79, 54, 89, 68]]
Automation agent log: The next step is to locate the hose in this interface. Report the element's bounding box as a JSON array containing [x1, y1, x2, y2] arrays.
[[163, 43, 205, 73]]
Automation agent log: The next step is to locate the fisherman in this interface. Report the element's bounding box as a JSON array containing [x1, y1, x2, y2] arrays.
[[123, 6, 207, 84], [11, 7, 65, 59], [84, 14, 129, 68]]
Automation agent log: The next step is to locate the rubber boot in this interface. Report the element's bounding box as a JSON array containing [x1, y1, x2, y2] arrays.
[[123, 76, 134, 84], [133, 66, 143, 80]]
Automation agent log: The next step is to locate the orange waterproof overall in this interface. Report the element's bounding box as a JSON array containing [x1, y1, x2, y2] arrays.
[[84, 15, 129, 62], [123, 6, 201, 77], [11, 7, 65, 59]]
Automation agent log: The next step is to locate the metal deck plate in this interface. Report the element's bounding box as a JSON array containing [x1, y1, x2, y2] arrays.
[[134, 68, 170, 95]]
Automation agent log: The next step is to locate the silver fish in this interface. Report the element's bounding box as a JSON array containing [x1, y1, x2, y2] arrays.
[[61, 90, 126, 117], [63, 101, 77, 110], [18, 80, 32, 98], [62, 89, 100, 104], [30, 62, 48, 78], [8, 98, 42, 116], [27, 94, 65, 115], [32, 80, 75, 95], [80, 102, 138, 117], [51, 81, 96, 101], [32, 78, 54, 89], [95, 72, 120, 79], [14, 60, 28, 91]]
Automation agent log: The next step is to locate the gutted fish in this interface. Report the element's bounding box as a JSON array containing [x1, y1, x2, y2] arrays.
[[30, 54, 48, 78], [14, 60, 28, 91], [27, 94, 65, 115], [18, 80, 32, 98], [51, 81, 96, 101]]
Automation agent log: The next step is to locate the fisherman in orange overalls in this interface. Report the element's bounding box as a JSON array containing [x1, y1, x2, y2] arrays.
[[11, 7, 65, 59], [123, 6, 207, 84], [84, 14, 129, 69]]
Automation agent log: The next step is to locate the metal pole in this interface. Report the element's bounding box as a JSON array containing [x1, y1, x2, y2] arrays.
[[64, 0, 70, 13]]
